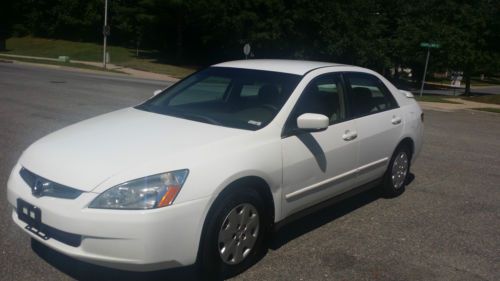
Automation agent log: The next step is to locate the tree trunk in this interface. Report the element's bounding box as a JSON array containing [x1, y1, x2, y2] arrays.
[[0, 38, 6, 51], [394, 63, 400, 80], [136, 36, 140, 57], [464, 69, 471, 96], [176, 14, 183, 63]]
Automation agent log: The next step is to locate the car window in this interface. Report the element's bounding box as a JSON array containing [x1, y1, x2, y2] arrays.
[[169, 76, 230, 106], [137, 67, 301, 130], [289, 73, 346, 127], [345, 72, 398, 117], [240, 83, 260, 97]]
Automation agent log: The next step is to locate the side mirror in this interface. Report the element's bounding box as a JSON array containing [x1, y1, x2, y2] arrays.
[[297, 113, 329, 131], [153, 89, 163, 97]]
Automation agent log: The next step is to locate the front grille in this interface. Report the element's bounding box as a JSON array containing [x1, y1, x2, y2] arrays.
[[19, 168, 82, 199]]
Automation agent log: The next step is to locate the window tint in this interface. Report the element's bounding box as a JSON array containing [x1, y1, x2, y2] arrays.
[[240, 83, 260, 97], [169, 76, 230, 106], [137, 67, 301, 130], [290, 74, 346, 126], [345, 73, 398, 117]]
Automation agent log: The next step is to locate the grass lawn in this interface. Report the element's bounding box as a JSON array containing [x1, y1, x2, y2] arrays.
[[472, 108, 500, 114], [415, 95, 462, 104], [0, 54, 123, 74], [1, 37, 195, 78], [462, 95, 500, 105]]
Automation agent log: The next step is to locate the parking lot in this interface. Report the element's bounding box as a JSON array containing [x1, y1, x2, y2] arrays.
[[0, 63, 499, 281]]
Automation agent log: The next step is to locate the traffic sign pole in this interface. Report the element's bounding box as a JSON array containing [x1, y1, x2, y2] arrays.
[[419, 42, 440, 97], [419, 47, 430, 97]]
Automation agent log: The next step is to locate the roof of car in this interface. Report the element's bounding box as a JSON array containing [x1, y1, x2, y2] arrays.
[[213, 59, 343, 75]]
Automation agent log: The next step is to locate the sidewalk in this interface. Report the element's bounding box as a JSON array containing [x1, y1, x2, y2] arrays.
[[425, 81, 498, 90], [418, 98, 500, 112], [0, 54, 179, 82]]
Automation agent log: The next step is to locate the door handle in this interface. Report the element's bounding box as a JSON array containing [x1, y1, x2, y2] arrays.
[[342, 130, 358, 141], [391, 116, 402, 125]]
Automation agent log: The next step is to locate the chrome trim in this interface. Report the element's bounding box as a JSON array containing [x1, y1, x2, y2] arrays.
[[285, 157, 389, 200], [357, 157, 389, 172]]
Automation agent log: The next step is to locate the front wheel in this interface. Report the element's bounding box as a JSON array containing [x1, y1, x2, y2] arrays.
[[381, 145, 411, 197], [198, 188, 268, 278]]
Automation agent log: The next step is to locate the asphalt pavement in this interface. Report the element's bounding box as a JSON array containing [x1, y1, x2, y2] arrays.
[[1, 63, 499, 281]]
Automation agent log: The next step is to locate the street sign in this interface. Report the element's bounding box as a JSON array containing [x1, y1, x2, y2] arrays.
[[420, 42, 440, 48], [243, 43, 251, 59], [419, 42, 440, 96], [243, 44, 251, 56]]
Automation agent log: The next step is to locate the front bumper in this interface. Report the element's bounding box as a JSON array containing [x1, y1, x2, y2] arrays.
[[7, 164, 210, 271]]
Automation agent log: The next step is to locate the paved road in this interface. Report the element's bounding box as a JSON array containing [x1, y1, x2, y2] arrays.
[[1, 63, 499, 281], [473, 85, 500, 95]]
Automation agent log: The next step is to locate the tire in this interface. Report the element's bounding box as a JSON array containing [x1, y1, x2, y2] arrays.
[[198, 188, 269, 279], [381, 144, 411, 197]]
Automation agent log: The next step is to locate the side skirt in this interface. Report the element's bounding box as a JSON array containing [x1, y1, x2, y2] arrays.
[[273, 177, 382, 231]]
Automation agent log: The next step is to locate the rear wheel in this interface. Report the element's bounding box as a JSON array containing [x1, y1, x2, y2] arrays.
[[381, 145, 411, 197], [199, 188, 268, 278]]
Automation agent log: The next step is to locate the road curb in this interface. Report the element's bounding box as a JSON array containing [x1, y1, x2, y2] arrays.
[[0, 53, 180, 82]]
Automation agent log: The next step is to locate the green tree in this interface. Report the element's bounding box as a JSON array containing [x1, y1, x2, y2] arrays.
[[111, 0, 155, 51], [441, 0, 500, 95], [4, 0, 500, 78]]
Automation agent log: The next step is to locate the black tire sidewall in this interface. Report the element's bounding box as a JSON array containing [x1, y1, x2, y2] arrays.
[[199, 188, 268, 279]]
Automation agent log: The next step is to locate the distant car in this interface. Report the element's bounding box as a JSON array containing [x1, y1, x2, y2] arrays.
[[7, 60, 423, 277]]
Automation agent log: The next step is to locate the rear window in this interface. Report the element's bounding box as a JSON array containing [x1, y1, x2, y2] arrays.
[[345, 72, 398, 117]]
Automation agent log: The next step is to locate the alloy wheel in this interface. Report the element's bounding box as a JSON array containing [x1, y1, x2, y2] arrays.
[[391, 151, 409, 189]]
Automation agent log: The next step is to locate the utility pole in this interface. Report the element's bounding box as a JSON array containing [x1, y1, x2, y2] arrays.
[[102, 0, 108, 69], [419, 42, 440, 97]]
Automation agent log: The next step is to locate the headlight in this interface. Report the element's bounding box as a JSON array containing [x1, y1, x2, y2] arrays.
[[89, 169, 189, 210]]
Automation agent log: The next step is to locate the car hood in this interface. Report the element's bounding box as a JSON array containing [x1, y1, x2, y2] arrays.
[[19, 108, 248, 192]]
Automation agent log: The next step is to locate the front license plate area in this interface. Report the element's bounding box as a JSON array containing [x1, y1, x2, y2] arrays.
[[17, 199, 49, 240]]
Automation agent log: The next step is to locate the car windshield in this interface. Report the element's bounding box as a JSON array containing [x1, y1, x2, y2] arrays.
[[136, 67, 302, 130]]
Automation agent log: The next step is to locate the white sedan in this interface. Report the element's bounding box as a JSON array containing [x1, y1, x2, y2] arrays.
[[7, 60, 423, 277]]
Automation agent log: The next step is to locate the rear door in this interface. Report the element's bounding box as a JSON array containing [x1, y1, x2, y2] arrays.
[[343, 72, 404, 185]]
